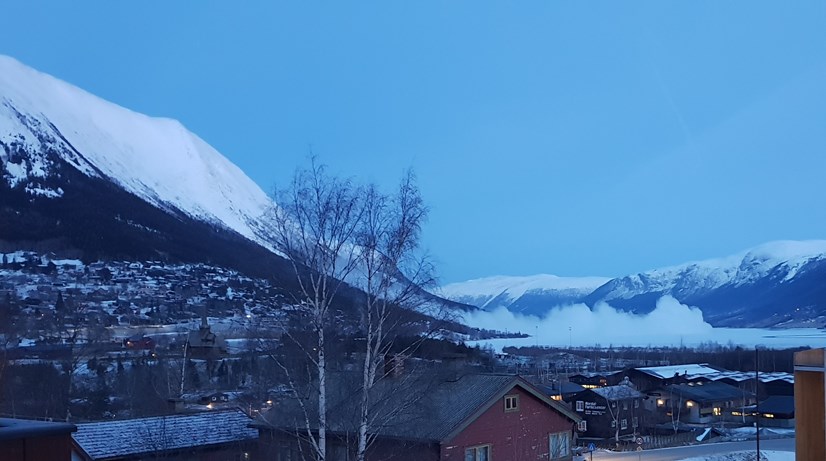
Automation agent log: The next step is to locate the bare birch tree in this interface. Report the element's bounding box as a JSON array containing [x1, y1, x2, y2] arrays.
[[354, 171, 434, 461], [268, 158, 365, 461]]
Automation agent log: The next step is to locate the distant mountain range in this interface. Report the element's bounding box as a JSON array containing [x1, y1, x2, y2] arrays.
[[441, 241, 826, 328], [0, 55, 469, 318], [438, 275, 610, 316]]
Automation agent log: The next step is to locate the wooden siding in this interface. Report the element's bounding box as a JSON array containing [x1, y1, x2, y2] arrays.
[[1, 434, 73, 461], [441, 385, 574, 461], [795, 348, 825, 460]]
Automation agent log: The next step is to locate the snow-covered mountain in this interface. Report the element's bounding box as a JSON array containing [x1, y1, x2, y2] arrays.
[[585, 240, 826, 327], [0, 55, 273, 248], [444, 241, 826, 327], [0, 55, 473, 323], [439, 274, 610, 315]]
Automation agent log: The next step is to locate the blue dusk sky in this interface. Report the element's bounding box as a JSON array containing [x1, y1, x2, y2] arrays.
[[1, 1, 824, 283]]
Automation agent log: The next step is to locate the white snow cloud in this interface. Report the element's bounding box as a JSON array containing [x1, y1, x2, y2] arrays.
[[463, 296, 826, 350], [465, 295, 712, 347]]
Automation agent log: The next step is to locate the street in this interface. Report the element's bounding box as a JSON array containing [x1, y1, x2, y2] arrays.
[[588, 438, 794, 461]]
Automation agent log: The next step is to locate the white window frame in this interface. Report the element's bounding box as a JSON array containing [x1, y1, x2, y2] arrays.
[[465, 444, 491, 461], [504, 394, 519, 412], [549, 431, 570, 459]]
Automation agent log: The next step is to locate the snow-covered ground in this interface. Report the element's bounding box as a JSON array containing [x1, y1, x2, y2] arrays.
[[678, 451, 793, 461]]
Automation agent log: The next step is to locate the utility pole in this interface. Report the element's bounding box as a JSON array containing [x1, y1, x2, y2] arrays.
[[755, 346, 760, 461]]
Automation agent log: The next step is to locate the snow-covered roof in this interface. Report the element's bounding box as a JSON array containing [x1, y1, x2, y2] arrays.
[[72, 409, 257, 460], [590, 384, 643, 401], [692, 371, 794, 384], [635, 364, 722, 379], [634, 364, 793, 384]]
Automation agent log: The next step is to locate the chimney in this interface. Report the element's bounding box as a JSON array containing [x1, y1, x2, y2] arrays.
[[384, 353, 406, 378], [167, 398, 185, 413], [442, 353, 467, 382]]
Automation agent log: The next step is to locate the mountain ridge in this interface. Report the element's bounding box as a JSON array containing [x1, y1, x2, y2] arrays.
[[442, 240, 826, 327], [0, 54, 274, 250]]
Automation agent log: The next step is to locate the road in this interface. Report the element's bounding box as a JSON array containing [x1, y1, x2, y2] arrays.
[[587, 438, 794, 461]]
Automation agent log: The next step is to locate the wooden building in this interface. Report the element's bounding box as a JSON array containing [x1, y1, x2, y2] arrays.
[[566, 382, 644, 442], [794, 348, 825, 460], [255, 373, 581, 461], [0, 418, 77, 461]]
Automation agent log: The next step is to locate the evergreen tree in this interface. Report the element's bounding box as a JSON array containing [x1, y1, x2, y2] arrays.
[[55, 291, 65, 311]]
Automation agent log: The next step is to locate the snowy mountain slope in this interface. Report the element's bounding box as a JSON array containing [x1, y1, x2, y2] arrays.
[[592, 240, 826, 302], [585, 240, 826, 327], [439, 274, 610, 315], [0, 55, 274, 248], [445, 241, 826, 327], [0, 55, 474, 321]]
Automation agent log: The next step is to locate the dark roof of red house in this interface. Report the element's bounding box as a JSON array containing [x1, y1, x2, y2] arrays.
[[255, 372, 579, 443]]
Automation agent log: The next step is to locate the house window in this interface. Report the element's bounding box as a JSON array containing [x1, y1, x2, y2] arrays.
[[621, 419, 628, 430], [549, 432, 570, 459], [465, 444, 490, 461], [634, 399, 639, 408], [504, 394, 519, 412], [713, 407, 722, 416], [633, 417, 638, 428], [576, 401, 584, 412], [578, 420, 587, 432], [277, 441, 295, 461]]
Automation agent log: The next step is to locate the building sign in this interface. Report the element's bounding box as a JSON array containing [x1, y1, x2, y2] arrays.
[[584, 401, 606, 416]]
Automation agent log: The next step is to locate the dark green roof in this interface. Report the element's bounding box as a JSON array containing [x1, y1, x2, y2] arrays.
[[667, 381, 751, 403]]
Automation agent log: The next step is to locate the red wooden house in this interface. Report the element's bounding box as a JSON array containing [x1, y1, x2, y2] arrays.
[[255, 373, 581, 461]]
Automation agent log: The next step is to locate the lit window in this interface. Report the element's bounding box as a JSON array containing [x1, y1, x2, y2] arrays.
[[657, 399, 665, 407], [576, 401, 584, 412], [764, 413, 775, 418], [686, 401, 694, 408], [713, 407, 722, 416], [465, 445, 490, 461], [549, 432, 570, 459], [505, 394, 519, 412]]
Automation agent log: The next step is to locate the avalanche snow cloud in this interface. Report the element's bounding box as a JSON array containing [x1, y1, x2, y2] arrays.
[[464, 296, 826, 349]]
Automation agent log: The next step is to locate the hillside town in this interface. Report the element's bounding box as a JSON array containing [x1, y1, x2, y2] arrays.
[[0, 253, 809, 460]]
